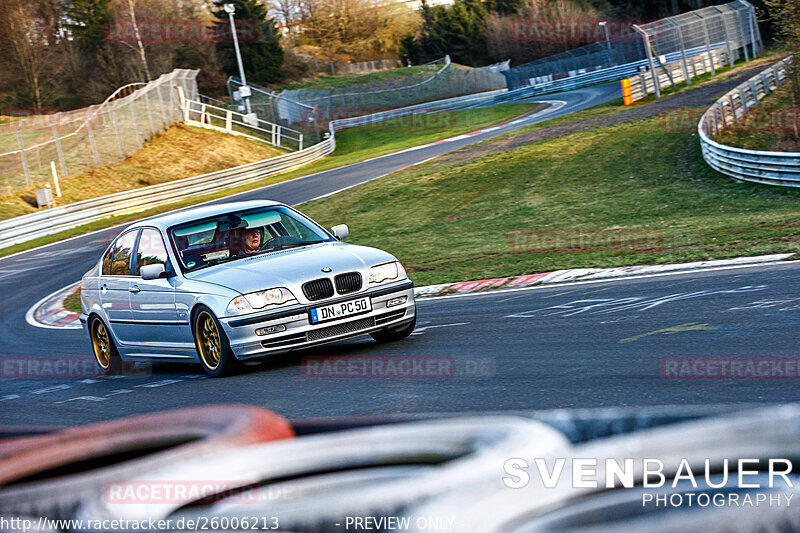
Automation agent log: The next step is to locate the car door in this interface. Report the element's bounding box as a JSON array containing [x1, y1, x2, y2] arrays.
[[101, 229, 139, 345], [127, 228, 189, 353]]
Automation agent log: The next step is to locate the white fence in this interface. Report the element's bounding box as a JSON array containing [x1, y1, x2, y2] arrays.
[[0, 84, 524, 250], [699, 56, 799, 187], [0, 70, 198, 195], [181, 94, 305, 151]]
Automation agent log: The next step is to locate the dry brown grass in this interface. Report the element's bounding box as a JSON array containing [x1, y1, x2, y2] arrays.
[[0, 123, 284, 220]]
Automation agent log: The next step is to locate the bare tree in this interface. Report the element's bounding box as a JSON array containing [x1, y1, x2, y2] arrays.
[[486, 0, 602, 65], [0, 0, 63, 111], [299, 0, 383, 59], [124, 0, 152, 81]]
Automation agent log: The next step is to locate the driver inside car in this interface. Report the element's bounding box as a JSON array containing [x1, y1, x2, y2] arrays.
[[232, 227, 263, 255]]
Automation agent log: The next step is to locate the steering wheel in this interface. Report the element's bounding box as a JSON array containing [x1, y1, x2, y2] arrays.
[[259, 235, 302, 251]]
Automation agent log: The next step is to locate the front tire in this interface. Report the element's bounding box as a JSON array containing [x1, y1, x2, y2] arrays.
[[370, 316, 416, 344], [90, 316, 131, 375], [193, 307, 239, 377]]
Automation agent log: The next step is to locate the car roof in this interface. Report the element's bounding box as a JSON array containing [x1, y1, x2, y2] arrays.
[[123, 200, 285, 232]]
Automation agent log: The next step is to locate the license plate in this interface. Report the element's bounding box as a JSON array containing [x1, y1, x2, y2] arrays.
[[309, 297, 371, 324]]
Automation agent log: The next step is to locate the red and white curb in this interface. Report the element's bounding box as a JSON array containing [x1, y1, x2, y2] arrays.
[[413, 253, 796, 299], [25, 253, 796, 329], [26, 281, 82, 330]]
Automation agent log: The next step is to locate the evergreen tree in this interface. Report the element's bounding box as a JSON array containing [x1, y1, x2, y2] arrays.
[[212, 0, 284, 85], [402, 0, 490, 67], [65, 0, 113, 51]]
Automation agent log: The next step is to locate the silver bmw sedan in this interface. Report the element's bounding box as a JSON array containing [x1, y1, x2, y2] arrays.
[[79, 200, 416, 376]]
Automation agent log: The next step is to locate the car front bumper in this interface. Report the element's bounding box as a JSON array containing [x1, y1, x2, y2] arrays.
[[221, 281, 416, 360]]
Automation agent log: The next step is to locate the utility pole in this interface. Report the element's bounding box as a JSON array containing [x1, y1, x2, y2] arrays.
[[224, 3, 255, 123]]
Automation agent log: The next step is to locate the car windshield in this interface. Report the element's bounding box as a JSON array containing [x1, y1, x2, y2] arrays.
[[169, 205, 335, 272]]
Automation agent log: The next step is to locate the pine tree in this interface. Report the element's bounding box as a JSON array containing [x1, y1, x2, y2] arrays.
[[212, 0, 284, 84], [65, 0, 113, 52]]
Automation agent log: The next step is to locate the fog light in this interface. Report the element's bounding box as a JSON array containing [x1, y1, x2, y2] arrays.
[[255, 324, 287, 336], [385, 296, 407, 308]]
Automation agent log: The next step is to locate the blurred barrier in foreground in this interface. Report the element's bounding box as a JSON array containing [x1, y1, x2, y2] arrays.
[[699, 56, 799, 187], [2, 403, 798, 531], [0, 405, 293, 519]]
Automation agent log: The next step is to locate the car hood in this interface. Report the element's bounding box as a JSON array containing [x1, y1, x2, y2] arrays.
[[185, 242, 397, 295]]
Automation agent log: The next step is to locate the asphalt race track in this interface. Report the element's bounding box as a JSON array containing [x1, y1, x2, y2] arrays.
[[5, 81, 799, 426]]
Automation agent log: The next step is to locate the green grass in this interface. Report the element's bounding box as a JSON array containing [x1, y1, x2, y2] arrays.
[[274, 64, 444, 91], [298, 107, 800, 287], [0, 103, 538, 259], [63, 289, 81, 313], [496, 50, 791, 140], [329, 103, 538, 166]]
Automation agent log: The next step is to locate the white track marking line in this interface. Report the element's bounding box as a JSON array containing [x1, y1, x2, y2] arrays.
[[31, 384, 71, 394], [55, 396, 106, 404], [410, 322, 470, 335], [134, 379, 183, 388]]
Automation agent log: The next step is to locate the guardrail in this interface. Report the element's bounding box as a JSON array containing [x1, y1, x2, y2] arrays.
[[0, 88, 514, 250], [621, 48, 730, 104], [698, 56, 799, 187], [498, 44, 732, 101]]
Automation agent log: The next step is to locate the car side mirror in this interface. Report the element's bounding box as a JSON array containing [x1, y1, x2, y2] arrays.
[[140, 263, 167, 280], [331, 224, 349, 241]]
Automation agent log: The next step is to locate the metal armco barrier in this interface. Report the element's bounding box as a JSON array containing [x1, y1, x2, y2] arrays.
[[621, 48, 730, 104], [0, 136, 335, 250], [0, 89, 509, 250], [498, 44, 731, 102], [699, 56, 799, 187]]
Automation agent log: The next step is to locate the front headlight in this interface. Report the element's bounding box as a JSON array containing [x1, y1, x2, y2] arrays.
[[369, 261, 407, 284], [227, 287, 297, 315]]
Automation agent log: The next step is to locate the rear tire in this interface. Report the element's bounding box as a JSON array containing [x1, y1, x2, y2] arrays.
[[89, 316, 131, 375], [193, 307, 239, 377], [370, 315, 416, 344]]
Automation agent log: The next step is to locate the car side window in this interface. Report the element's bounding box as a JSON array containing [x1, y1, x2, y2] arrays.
[[110, 230, 138, 276], [102, 247, 113, 275], [135, 229, 169, 276]]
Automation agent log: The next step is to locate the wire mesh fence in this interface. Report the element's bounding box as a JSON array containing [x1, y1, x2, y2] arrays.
[[227, 56, 509, 144], [0, 70, 199, 196], [502, 0, 761, 93]]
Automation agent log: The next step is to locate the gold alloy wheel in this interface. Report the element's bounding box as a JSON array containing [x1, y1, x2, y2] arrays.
[[91, 319, 111, 369], [196, 311, 222, 371]]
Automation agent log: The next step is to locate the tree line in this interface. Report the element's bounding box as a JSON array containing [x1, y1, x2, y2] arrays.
[[0, 0, 789, 113]]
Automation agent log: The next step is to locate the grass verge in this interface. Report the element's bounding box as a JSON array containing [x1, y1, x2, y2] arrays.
[[299, 107, 800, 287], [715, 81, 800, 152], [0, 103, 538, 259], [0, 124, 285, 220], [274, 64, 444, 91], [63, 290, 81, 314]]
